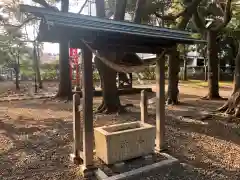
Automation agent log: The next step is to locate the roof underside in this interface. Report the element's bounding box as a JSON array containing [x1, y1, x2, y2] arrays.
[[20, 5, 205, 53]]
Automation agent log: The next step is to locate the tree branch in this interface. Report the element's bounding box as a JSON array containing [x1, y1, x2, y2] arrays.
[[78, 0, 88, 14], [19, 17, 36, 29], [215, 0, 225, 15], [33, 0, 59, 11], [106, 10, 114, 18], [0, 14, 4, 21], [154, 0, 203, 22], [3, 17, 36, 35], [154, 12, 183, 21], [177, 0, 204, 30], [95, 0, 105, 18], [134, 0, 146, 23], [192, 8, 206, 32], [211, 0, 232, 31], [61, 0, 69, 12], [114, 0, 127, 21]]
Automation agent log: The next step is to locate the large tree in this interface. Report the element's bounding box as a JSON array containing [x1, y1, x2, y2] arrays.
[[219, 40, 240, 116], [33, 42, 43, 89], [193, 0, 232, 99], [155, 0, 204, 104], [218, 3, 240, 116], [55, 0, 72, 99], [94, 0, 124, 113], [94, 0, 146, 113], [94, 0, 204, 112], [29, 0, 72, 99], [0, 0, 34, 89]]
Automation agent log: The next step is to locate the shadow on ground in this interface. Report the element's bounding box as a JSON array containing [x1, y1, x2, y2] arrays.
[[0, 91, 239, 180], [146, 98, 240, 180], [0, 117, 82, 180]]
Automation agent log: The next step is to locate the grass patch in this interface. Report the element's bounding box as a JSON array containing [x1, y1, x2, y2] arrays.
[[179, 80, 232, 88]]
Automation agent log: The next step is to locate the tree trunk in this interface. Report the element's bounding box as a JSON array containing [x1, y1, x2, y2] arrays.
[[166, 0, 202, 105], [56, 37, 72, 99], [183, 47, 187, 81], [134, 0, 146, 23], [167, 47, 180, 105], [204, 58, 208, 81], [116, 0, 145, 90], [94, 55, 122, 113], [15, 65, 20, 90], [204, 30, 221, 99], [218, 41, 240, 117], [233, 42, 240, 93], [33, 44, 42, 89], [95, 0, 120, 113], [183, 59, 187, 81], [15, 51, 20, 90], [10, 70, 13, 81], [115, 0, 130, 90], [56, 0, 72, 99], [95, 0, 131, 113]]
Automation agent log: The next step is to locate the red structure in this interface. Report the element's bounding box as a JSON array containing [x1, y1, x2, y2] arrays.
[[69, 48, 80, 86]]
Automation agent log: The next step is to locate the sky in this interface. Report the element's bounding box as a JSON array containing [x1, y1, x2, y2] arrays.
[[22, 0, 159, 59], [24, 0, 96, 53]]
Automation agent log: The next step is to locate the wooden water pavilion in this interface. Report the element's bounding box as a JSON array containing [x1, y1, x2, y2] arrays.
[[20, 4, 205, 179]]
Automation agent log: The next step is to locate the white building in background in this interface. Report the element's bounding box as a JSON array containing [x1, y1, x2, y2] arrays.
[[137, 51, 205, 67], [40, 52, 59, 64], [137, 53, 156, 60], [186, 51, 205, 67]]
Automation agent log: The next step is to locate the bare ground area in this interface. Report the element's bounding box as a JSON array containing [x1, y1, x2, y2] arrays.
[[0, 81, 239, 180]]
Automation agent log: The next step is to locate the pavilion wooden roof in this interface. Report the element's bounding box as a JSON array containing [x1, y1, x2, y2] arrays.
[[20, 5, 205, 53]]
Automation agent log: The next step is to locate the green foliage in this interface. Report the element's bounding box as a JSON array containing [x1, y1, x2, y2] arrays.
[[141, 66, 156, 80], [223, 2, 240, 39], [41, 69, 57, 80], [106, 0, 173, 24], [40, 62, 58, 80], [20, 58, 34, 76], [214, 1, 240, 66], [0, 0, 35, 71], [191, 33, 202, 39], [40, 62, 58, 70], [93, 70, 100, 81]]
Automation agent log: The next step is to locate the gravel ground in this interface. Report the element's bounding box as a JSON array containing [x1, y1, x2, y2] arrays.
[[138, 163, 235, 180], [0, 85, 240, 180], [0, 116, 81, 180]]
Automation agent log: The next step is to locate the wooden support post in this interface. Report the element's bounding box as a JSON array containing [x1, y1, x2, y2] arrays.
[[155, 55, 165, 151], [82, 44, 94, 167], [70, 88, 82, 164], [129, 73, 133, 88], [140, 90, 147, 123], [218, 62, 221, 81]]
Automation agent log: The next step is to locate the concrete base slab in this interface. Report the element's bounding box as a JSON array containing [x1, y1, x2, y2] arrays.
[[113, 162, 125, 168], [155, 145, 168, 153], [95, 168, 109, 179], [78, 165, 96, 178], [144, 154, 153, 160], [94, 153, 179, 180]]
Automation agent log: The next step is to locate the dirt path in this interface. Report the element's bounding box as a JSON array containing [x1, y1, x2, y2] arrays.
[[0, 84, 239, 180]]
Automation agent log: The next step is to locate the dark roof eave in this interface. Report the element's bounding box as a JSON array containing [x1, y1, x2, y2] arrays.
[[19, 4, 206, 53]]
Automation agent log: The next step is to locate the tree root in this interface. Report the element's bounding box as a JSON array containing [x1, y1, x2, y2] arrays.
[[201, 95, 226, 100], [52, 93, 72, 102], [96, 102, 105, 111], [95, 102, 133, 114], [95, 103, 126, 114], [166, 98, 180, 105], [217, 91, 240, 117]]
